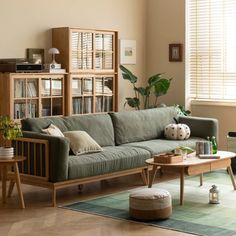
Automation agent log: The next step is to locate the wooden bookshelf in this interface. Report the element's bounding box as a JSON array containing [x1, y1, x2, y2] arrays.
[[52, 27, 118, 115], [0, 73, 66, 121]]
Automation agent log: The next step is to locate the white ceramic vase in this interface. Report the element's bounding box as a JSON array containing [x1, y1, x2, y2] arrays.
[[0, 147, 14, 160]]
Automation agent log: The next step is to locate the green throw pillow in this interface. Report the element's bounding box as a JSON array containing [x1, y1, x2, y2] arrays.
[[63, 131, 103, 156]]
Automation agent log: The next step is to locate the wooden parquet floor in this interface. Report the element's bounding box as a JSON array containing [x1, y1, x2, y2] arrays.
[[0, 172, 192, 236]]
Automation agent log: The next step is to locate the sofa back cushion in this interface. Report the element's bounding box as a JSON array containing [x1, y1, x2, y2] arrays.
[[21, 113, 115, 147], [109, 107, 178, 145], [63, 114, 114, 147], [21, 117, 68, 133]]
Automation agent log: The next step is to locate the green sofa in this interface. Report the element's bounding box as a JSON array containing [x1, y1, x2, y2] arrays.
[[18, 106, 218, 206]]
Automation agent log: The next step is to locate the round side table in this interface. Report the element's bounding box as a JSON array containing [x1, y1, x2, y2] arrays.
[[0, 156, 26, 209]]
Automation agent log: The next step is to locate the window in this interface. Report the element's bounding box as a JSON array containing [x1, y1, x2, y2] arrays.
[[186, 0, 236, 103]]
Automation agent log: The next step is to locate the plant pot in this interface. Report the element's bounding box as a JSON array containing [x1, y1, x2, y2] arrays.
[[0, 147, 14, 160]]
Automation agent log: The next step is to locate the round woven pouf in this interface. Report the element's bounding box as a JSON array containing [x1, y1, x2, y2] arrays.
[[129, 188, 172, 220]]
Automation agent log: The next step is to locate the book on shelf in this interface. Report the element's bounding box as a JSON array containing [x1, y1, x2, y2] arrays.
[[41, 108, 51, 117], [95, 97, 103, 112], [104, 96, 113, 112], [14, 80, 25, 98], [72, 79, 82, 96], [73, 98, 82, 114], [84, 97, 92, 113], [14, 102, 37, 119], [83, 79, 93, 94], [27, 81, 37, 97]]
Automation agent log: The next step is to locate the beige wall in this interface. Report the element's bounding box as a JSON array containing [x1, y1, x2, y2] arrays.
[[146, 0, 236, 150], [0, 0, 147, 111], [147, 0, 185, 106]]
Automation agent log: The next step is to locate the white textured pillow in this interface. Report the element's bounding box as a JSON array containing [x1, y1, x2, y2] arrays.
[[42, 124, 64, 137], [164, 123, 191, 140], [63, 131, 103, 155]]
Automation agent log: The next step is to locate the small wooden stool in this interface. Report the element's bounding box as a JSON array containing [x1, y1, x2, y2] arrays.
[[129, 188, 172, 220]]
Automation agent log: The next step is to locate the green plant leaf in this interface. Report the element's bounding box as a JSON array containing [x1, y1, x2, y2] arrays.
[[125, 97, 140, 109], [120, 65, 138, 84], [148, 74, 163, 86], [134, 87, 149, 96], [154, 78, 172, 97], [0, 115, 22, 142]]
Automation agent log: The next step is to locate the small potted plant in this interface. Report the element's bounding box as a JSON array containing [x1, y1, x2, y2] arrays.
[[0, 115, 22, 159]]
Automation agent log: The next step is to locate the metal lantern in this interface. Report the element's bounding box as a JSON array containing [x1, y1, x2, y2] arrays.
[[209, 185, 219, 204]]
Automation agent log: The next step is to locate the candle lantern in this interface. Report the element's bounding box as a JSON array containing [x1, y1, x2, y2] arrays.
[[209, 185, 219, 204]]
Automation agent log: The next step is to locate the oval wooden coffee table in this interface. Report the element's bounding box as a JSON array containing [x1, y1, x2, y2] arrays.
[[145, 150, 236, 205], [0, 156, 26, 209]]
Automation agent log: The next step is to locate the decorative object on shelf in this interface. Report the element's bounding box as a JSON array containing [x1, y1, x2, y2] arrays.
[[48, 48, 60, 67], [0, 116, 22, 159], [26, 48, 45, 64], [169, 44, 182, 62], [120, 65, 172, 110], [209, 185, 220, 204], [120, 40, 136, 64]]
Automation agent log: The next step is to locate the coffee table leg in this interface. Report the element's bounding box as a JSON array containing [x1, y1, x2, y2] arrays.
[[227, 165, 236, 190], [14, 162, 25, 209], [148, 165, 159, 188], [200, 173, 203, 186], [180, 167, 185, 205]]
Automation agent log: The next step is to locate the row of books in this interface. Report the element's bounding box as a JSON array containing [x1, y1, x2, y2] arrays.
[[72, 96, 113, 114], [14, 103, 37, 119], [71, 32, 113, 51], [15, 80, 38, 98], [72, 32, 93, 51], [72, 78, 113, 96]]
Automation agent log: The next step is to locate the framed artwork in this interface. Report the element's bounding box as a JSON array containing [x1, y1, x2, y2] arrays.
[[120, 40, 136, 64], [169, 44, 182, 62], [27, 48, 45, 64]]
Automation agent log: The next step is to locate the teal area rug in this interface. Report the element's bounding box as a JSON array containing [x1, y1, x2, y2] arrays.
[[62, 171, 236, 236]]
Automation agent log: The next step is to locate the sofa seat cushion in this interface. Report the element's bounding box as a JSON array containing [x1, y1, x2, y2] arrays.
[[123, 137, 204, 155], [67, 146, 151, 180]]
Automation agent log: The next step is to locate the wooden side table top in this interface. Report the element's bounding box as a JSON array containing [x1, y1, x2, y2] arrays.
[[0, 156, 25, 164]]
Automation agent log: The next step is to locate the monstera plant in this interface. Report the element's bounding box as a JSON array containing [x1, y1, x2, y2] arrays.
[[120, 65, 172, 110]]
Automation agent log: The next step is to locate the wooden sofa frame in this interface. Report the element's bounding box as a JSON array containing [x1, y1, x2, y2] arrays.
[[10, 137, 150, 207]]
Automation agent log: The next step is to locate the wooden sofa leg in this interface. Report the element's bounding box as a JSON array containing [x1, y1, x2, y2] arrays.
[[52, 188, 57, 207], [141, 168, 149, 185]]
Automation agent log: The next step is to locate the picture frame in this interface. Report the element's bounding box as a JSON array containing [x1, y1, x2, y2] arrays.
[[27, 48, 44, 64], [169, 44, 182, 62], [120, 40, 136, 64]]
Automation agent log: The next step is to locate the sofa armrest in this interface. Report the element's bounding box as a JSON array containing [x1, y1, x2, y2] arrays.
[[22, 131, 70, 182], [178, 116, 219, 141]]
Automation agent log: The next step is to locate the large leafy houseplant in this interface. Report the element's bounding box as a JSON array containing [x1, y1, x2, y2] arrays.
[[0, 115, 22, 148], [120, 65, 172, 109]]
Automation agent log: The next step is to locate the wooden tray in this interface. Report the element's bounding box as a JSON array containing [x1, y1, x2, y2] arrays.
[[153, 153, 183, 164]]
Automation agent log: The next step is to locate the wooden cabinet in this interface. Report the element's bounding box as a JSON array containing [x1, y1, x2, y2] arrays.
[[0, 73, 65, 120], [68, 74, 115, 115], [52, 27, 118, 115]]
